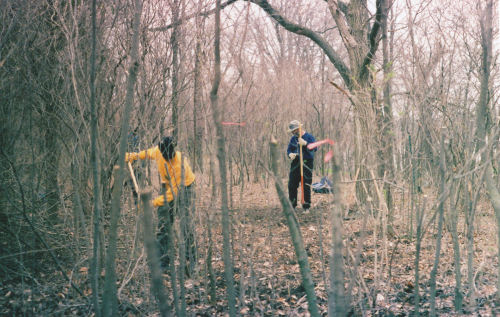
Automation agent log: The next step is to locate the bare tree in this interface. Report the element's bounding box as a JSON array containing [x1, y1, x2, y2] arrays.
[[89, 0, 101, 314], [474, 0, 500, 300], [192, 6, 205, 172], [209, 0, 237, 315], [243, 0, 389, 205], [269, 138, 320, 317], [169, 0, 181, 140], [102, 0, 143, 315]]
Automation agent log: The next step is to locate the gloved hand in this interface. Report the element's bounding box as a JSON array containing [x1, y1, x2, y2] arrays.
[[289, 153, 297, 160], [298, 137, 307, 146], [125, 152, 138, 162], [153, 196, 165, 207]]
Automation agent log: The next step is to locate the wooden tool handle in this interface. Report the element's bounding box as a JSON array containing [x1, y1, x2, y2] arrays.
[[128, 161, 140, 194]]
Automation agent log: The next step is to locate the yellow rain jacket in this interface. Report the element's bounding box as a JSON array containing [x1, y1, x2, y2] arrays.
[[127, 147, 195, 206]]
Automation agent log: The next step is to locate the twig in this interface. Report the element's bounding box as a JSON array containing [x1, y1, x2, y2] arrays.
[[118, 250, 145, 298], [329, 80, 356, 105], [1, 149, 85, 297], [473, 258, 486, 293], [0, 246, 69, 260], [149, 0, 238, 32]]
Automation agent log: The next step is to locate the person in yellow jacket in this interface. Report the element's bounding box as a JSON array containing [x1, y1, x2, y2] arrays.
[[126, 136, 196, 270]]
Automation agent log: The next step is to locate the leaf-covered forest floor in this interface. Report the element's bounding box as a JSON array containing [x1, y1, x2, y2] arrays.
[[193, 177, 500, 316], [1, 175, 500, 316]]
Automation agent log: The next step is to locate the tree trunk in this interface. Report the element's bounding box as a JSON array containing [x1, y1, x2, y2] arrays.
[[209, 0, 237, 315], [328, 146, 347, 316], [352, 89, 378, 204], [474, 0, 500, 301], [90, 0, 102, 314], [448, 182, 463, 311], [429, 132, 447, 317], [269, 138, 320, 317], [192, 1, 205, 172], [141, 189, 171, 317], [381, 0, 394, 218], [170, 0, 180, 141], [466, 177, 480, 299], [193, 37, 204, 172], [414, 198, 426, 315], [206, 210, 217, 305], [177, 161, 187, 317], [102, 0, 142, 315]]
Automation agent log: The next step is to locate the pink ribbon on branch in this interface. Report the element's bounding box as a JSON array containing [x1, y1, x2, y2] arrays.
[[221, 121, 246, 126], [307, 138, 335, 162], [323, 150, 334, 163]]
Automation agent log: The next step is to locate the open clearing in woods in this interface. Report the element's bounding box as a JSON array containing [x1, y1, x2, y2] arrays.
[[1, 175, 499, 316], [186, 174, 499, 316]]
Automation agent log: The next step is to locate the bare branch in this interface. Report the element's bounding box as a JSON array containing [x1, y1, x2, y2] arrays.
[[359, 0, 385, 81], [149, 0, 239, 32], [246, 0, 353, 88]]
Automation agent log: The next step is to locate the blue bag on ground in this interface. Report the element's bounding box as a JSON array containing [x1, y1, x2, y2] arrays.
[[312, 177, 333, 194]]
